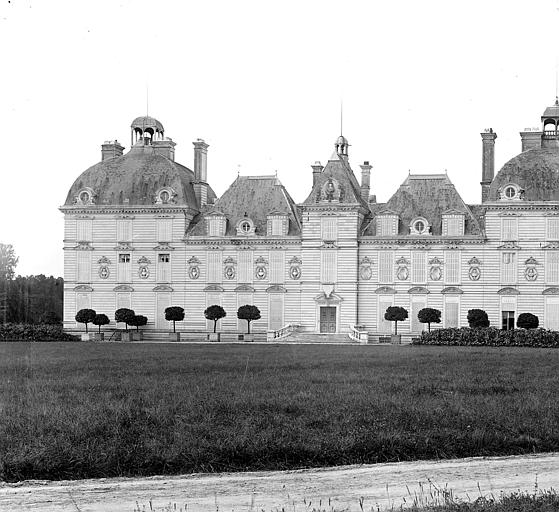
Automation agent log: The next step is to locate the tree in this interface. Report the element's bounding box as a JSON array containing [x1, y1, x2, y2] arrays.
[[204, 305, 226, 333], [40, 311, 61, 325], [129, 314, 148, 331], [517, 313, 539, 329], [384, 306, 408, 335], [115, 308, 136, 331], [165, 306, 185, 333], [417, 308, 441, 332], [75, 308, 96, 333], [237, 304, 261, 334], [467, 309, 490, 328], [92, 313, 110, 333], [0, 244, 18, 324]]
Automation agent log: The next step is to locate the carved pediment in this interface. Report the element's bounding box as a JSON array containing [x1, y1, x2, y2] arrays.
[[266, 285, 287, 293], [524, 257, 539, 265], [113, 285, 134, 292], [497, 287, 519, 295], [188, 256, 201, 265], [313, 291, 343, 304], [203, 284, 224, 292], [97, 256, 111, 265], [75, 242, 94, 251], [360, 256, 373, 266], [467, 257, 481, 266], [375, 286, 397, 294], [153, 285, 174, 292], [114, 242, 134, 251], [543, 287, 559, 295], [396, 257, 410, 265], [441, 286, 463, 295], [429, 257, 443, 266], [408, 286, 430, 294], [137, 256, 151, 265], [235, 284, 255, 293], [153, 242, 175, 251], [497, 242, 521, 250], [255, 256, 268, 265], [288, 256, 302, 265], [543, 242, 559, 250], [321, 242, 338, 249], [73, 285, 93, 292], [223, 256, 237, 265]]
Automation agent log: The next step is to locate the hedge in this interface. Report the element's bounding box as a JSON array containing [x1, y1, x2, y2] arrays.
[[415, 327, 559, 348], [0, 324, 80, 342]]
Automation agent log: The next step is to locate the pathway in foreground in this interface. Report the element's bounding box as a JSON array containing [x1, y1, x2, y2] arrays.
[[1, 453, 558, 512]]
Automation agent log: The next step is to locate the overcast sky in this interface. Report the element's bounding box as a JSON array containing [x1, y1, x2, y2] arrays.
[[1, 0, 558, 276]]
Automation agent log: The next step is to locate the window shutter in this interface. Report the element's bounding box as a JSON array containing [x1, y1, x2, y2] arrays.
[[157, 219, 172, 242], [321, 250, 337, 282], [545, 297, 559, 330], [206, 292, 221, 330], [379, 251, 393, 284], [76, 292, 90, 312], [500, 252, 517, 284], [501, 218, 518, 240], [445, 251, 460, 284], [411, 297, 427, 332], [547, 218, 559, 240], [77, 219, 92, 241], [321, 217, 337, 240], [547, 251, 559, 284], [207, 251, 222, 282], [77, 252, 91, 282], [270, 251, 284, 283], [412, 252, 426, 283], [238, 251, 253, 282], [444, 297, 459, 328], [378, 298, 393, 333], [269, 294, 284, 331]]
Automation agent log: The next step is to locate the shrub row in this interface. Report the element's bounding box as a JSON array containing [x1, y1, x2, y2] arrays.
[[0, 323, 79, 342], [416, 327, 559, 347]]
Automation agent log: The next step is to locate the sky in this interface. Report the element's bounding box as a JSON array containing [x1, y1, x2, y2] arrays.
[[1, 0, 559, 277]]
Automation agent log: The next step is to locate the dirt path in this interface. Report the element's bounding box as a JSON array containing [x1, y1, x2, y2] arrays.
[[1, 453, 558, 512]]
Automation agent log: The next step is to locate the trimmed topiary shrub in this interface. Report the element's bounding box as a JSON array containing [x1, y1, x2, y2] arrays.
[[204, 305, 226, 333], [115, 308, 136, 331], [417, 307, 441, 332], [165, 306, 185, 333], [467, 309, 490, 328], [237, 305, 261, 334], [416, 327, 559, 347], [75, 309, 96, 333], [129, 315, 148, 331], [92, 313, 110, 333], [384, 306, 408, 335], [517, 313, 539, 329]]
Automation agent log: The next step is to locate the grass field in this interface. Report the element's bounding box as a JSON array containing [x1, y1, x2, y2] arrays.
[[2, 342, 559, 482]]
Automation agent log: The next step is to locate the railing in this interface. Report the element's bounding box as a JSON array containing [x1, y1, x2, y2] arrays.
[[266, 323, 298, 341], [348, 324, 369, 343]]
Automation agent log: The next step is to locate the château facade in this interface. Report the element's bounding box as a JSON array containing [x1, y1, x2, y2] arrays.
[[62, 102, 559, 337]]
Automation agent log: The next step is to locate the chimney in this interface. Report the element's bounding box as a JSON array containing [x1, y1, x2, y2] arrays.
[[519, 128, 543, 152], [152, 137, 176, 161], [101, 140, 124, 161], [480, 129, 497, 203], [360, 161, 372, 202], [193, 139, 209, 208], [311, 161, 323, 186]]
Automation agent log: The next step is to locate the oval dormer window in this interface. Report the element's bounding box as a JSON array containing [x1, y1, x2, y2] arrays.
[[80, 191, 90, 203], [504, 184, 518, 199], [160, 190, 170, 203], [236, 218, 255, 236], [410, 217, 430, 235], [240, 221, 251, 233]]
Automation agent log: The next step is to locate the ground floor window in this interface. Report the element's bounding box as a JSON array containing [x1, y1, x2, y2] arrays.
[[501, 310, 515, 330]]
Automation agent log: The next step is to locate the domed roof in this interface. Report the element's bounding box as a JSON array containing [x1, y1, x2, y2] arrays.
[[489, 147, 559, 201], [131, 116, 164, 132], [63, 146, 204, 208], [336, 135, 348, 145]]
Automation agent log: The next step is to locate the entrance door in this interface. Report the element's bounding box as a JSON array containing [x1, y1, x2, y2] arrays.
[[319, 306, 336, 333], [156, 293, 171, 330]]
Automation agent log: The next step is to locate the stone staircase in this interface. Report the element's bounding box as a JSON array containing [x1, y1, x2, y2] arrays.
[[277, 332, 356, 344]]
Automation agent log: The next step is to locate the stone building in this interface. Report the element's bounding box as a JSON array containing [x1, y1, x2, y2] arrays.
[[61, 101, 559, 338]]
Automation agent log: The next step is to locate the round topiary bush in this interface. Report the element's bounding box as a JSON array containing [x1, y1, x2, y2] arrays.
[[467, 309, 490, 328], [517, 312, 539, 329], [75, 309, 96, 333], [384, 306, 408, 335]]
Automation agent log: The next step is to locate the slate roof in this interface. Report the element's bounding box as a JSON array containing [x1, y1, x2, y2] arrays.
[[63, 144, 215, 208], [187, 175, 301, 236], [488, 147, 559, 201], [302, 154, 368, 208], [542, 100, 559, 119], [362, 174, 482, 236]]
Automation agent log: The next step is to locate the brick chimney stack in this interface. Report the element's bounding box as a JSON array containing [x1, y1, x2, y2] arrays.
[[193, 139, 209, 208], [360, 161, 372, 202], [311, 161, 323, 186], [101, 140, 124, 161], [480, 129, 497, 203]]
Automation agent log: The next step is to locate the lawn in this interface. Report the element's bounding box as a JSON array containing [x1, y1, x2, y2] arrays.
[[1, 342, 559, 482]]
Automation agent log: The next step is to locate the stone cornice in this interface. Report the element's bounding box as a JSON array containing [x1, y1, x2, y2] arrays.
[[359, 237, 486, 246], [60, 205, 198, 216], [300, 204, 368, 214], [184, 237, 302, 246], [484, 202, 559, 211]]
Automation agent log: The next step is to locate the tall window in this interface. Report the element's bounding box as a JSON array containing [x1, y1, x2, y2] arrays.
[[378, 297, 393, 333], [377, 216, 397, 236], [270, 251, 284, 283], [238, 251, 253, 282], [500, 252, 516, 284], [445, 251, 460, 284], [412, 252, 426, 283], [157, 253, 171, 282], [77, 252, 91, 282], [379, 251, 394, 284], [501, 296, 516, 330], [117, 253, 131, 282], [547, 218, 559, 240], [411, 297, 427, 333], [444, 296, 459, 328], [157, 219, 172, 242], [116, 219, 132, 242], [206, 293, 221, 331], [321, 217, 337, 241], [546, 251, 559, 284], [207, 251, 222, 282], [501, 217, 518, 241], [77, 219, 92, 241], [545, 297, 559, 330], [321, 250, 337, 282]]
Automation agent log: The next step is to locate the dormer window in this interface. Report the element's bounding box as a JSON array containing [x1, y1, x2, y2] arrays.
[[267, 213, 288, 236], [154, 187, 176, 205], [75, 188, 96, 206], [376, 212, 399, 236], [206, 212, 226, 237], [236, 218, 255, 236], [500, 183, 523, 201], [410, 218, 430, 235], [442, 211, 465, 236]]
